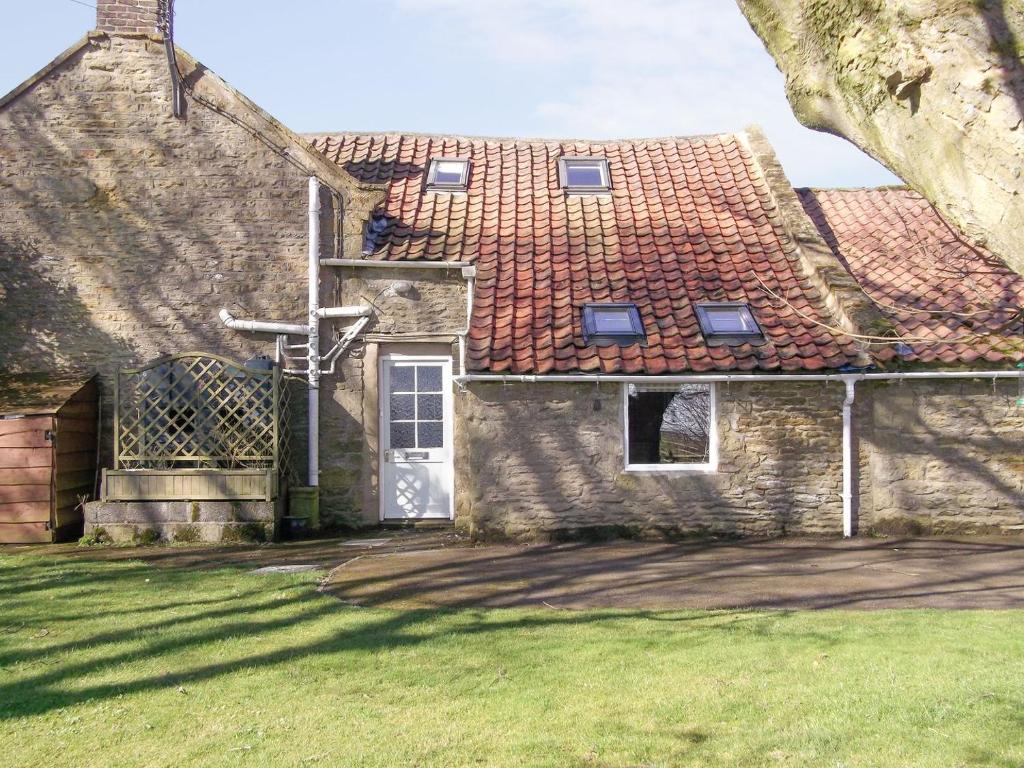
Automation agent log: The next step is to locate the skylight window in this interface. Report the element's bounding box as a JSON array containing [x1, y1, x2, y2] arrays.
[[582, 303, 646, 346], [560, 157, 611, 192], [695, 302, 764, 343], [426, 158, 470, 191]]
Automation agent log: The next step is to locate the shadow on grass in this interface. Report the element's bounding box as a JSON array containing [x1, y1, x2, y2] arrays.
[[0, 554, 835, 723]]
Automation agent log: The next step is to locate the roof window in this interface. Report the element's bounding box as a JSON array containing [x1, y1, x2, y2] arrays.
[[560, 157, 611, 193], [426, 158, 470, 191], [695, 302, 764, 344], [582, 303, 646, 346]]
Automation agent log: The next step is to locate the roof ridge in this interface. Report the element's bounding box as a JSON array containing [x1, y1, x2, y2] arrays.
[[797, 185, 912, 193], [303, 129, 739, 145]]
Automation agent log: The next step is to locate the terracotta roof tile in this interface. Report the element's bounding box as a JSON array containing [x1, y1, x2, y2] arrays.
[[799, 188, 1024, 365], [311, 132, 863, 373]]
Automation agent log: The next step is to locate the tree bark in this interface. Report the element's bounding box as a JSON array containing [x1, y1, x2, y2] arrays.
[[737, 0, 1024, 272]]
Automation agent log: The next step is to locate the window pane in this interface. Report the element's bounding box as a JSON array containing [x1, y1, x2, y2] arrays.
[[417, 365, 443, 392], [704, 306, 757, 334], [628, 384, 711, 465], [390, 366, 415, 392], [418, 422, 443, 448], [592, 307, 635, 334], [390, 394, 415, 421], [432, 160, 466, 185], [390, 422, 416, 449], [417, 394, 443, 420], [565, 162, 605, 187], [660, 385, 712, 463]]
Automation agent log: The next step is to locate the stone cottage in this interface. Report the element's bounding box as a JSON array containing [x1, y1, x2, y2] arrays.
[[1, 1, 1021, 541]]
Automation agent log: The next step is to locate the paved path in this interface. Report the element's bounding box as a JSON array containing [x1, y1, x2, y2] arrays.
[[9, 533, 1024, 609], [320, 536, 1024, 610]]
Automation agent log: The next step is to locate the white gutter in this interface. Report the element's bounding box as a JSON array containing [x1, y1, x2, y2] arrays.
[[454, 369, 1020, 538], [320, 258, 472, 269], [307, 177, 321, 489], [218, 309, 311, 336], [453, 371, 1021, 384]]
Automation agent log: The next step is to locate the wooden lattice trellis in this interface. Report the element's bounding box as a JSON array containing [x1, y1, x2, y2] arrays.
[[115, 352, 283, 471]]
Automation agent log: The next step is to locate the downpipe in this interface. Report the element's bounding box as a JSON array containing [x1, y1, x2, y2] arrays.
[[841, 377, 856, 538], [307, 177, 321, 489]]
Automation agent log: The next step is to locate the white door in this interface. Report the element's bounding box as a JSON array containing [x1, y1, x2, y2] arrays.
[[379, 355, 454, 520]]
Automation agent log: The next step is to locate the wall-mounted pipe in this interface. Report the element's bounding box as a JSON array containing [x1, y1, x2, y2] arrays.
[[842, 378, 856, 537], [457, 266, 476, 378], [453, 370, 1021, 385], [320, 258, 472, 269], [218, 309, 310, 336], [315, 306, 372, 319], [307, 177, 321, 489]]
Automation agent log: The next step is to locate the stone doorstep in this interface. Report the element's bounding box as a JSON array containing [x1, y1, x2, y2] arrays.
[[84, 520, 273, 544]]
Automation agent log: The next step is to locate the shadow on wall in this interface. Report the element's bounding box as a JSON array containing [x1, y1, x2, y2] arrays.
[[860, 381, 1024, 533], [0, 40, 314, 466], [461, 382, 819, 539]]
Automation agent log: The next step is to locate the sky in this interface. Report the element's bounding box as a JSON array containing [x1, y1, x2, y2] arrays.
[[1, 0, 900, 188]]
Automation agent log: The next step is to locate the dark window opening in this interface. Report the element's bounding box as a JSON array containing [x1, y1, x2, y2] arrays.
[[626, 384, 713, 466], [426, 158, 470, 191], [582, 303, 646, 346], [560, 157, 611, 192], [695, 302, 764, 344]]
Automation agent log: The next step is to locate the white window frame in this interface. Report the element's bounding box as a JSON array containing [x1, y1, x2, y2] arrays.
[[559, 156, 611, 193], [621, 383, 718, 473]]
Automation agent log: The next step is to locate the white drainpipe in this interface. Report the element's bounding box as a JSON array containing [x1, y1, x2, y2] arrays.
[[219, 177, 377, 495], [307, 177, 321, 489], [218, 309, 310, 336], [458, 266, 476, 377], [454, 369, 1019, 536], [842, 377, 856, 537]]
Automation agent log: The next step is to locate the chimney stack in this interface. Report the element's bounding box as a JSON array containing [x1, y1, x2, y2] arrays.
[[96, 0, 162, 36]]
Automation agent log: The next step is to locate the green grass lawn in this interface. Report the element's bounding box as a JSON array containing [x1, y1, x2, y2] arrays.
[[1, 553, 1023, 767]]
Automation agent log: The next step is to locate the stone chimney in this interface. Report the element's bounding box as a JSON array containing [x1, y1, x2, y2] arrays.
[[96, 0, 162, 36]]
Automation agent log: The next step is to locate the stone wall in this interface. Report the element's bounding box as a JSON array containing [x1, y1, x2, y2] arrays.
[[0, 35, 340, 495], [859, 380, 1024, 534], [452, 378, 1023, 539], [320, 271, 467, 526], [455, 381, 849, 539]]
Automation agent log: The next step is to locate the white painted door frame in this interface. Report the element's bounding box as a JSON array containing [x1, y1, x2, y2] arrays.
[[378, 353, 455, 521]]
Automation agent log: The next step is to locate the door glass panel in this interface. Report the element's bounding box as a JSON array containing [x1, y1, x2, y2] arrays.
[[417, 394, 443, 420], [390, 394, 415, 421], [417, 366, 443, 393], [391, 366, 415, 392], [390, 422, 416, 449], [418, 422, 443, 448], [387, 361, 447, 451]]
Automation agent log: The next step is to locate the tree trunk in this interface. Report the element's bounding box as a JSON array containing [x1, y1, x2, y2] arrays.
[[737, 0, 1024, 273]]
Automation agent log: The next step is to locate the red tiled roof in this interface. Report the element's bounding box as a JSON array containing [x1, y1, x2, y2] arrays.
[[798, 188, 1024, 365], [311, 132, 861, 373]]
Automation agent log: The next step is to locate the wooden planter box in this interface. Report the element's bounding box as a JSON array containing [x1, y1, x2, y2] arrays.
[[101, 468, 277, 502]]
